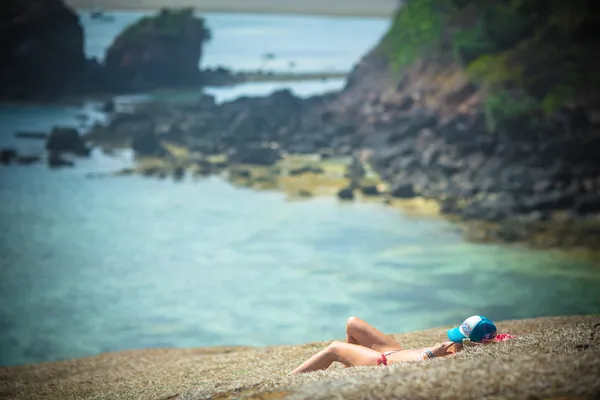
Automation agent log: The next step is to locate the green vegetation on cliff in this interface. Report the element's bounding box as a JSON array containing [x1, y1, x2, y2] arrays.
[[381, 0, 599, 131]]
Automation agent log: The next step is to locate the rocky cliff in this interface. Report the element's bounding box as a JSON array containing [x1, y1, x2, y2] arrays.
[[0, 1, 212, 100], [335, 0, 600, 225], [0, 0, 93, 99]]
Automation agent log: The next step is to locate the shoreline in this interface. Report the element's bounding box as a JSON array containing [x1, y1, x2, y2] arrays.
[[1, 315, 598, 399], [65, 0, 399, 18]]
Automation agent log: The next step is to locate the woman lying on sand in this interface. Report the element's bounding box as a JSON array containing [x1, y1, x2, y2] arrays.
[[292, 315, 497, 374]]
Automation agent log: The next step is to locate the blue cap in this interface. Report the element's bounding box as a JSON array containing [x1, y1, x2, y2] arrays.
[[448, 315, 497, 343]]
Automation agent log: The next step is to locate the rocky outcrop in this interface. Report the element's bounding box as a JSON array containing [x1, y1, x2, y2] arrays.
[[0, 1, 215, 101], [0, 0, 87, 99], [0, 0, 125, 100], [103, 8, 211, 89]]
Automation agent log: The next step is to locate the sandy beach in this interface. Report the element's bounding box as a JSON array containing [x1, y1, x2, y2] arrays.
[[1, 315, 599, 400], [64, 0, 399, 17]]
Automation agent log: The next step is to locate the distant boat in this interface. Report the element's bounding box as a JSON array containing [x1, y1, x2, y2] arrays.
[[90, 7, 115, 22]]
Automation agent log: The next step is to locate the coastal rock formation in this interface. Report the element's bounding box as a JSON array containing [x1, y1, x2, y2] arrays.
[[103, 8, 211, 89], [333, 0, 600, 226], [0, 1, 217, 100], [0, 0, 91, 100], [79, 0, 600, 249]]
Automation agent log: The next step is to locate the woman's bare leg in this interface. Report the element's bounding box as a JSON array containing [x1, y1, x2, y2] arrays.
[[291, 341, 382, 374], [345, 316, 402, 352]]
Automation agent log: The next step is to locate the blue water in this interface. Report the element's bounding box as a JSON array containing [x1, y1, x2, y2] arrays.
[[1, 12, 600, 368]]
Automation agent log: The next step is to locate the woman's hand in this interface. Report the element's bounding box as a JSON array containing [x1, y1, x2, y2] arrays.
[[430, 341, 460, 357]]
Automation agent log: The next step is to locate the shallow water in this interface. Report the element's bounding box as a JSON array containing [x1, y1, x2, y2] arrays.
[[1, 153, 599, 367], [1, 12, 600, 367]]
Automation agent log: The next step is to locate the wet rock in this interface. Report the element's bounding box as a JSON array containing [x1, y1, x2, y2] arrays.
[[46, 127, 90, 156], [390, 181, 416, 198], [361, 185, 381, 196], [337, 187, 354, 200], [1, 148, 18, 165]]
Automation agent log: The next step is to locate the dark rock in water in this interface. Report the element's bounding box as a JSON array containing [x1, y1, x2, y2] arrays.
[[1, 148, 18, 165], [173, 166, 185, 181], [390, 181, 416, 198], [103, 8, 210, 89], [15, 131, 48, 140], [361, 185, 381, 196], [16, 154, 41, 165], [132, 131, 166, 156], [48, 152, 74, 168], [228, 144, 281, 166], [46, 127, 90, 156], [337, 187, 354, 200]]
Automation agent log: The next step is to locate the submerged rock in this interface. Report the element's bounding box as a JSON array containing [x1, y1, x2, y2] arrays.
[[337, 187, 354, 201], [46, 127, 90, 156], [390, 182, 416, 198], [1, 148, 18, 165]]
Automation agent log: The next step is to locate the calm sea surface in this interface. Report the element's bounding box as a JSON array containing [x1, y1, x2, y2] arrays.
[[1, 11, 599, 367]]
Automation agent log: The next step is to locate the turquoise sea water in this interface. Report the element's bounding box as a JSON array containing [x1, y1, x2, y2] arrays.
[[1, 12, 600, 367]]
